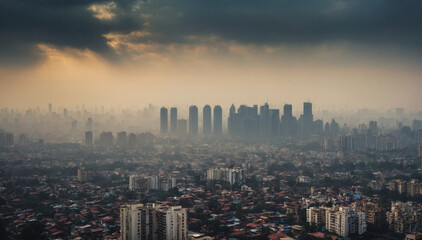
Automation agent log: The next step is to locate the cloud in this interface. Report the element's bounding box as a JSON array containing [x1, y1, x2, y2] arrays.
[[1, 0, 422, 66], [88, 1, 117, 20]]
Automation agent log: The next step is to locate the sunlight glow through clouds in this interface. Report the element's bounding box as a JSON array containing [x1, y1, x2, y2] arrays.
[[88, 2, 117, 20]]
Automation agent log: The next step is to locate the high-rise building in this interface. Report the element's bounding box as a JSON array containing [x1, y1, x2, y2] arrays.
[[0, 132, 14, 146], [189, 105, 198, 136], [206, 167, 245, 185], [203, 105, 212, 135], [99, 131, 114, 149], [259, 103, 270, 136], [281, 104, 296, 138], [228, 104, 236, 136], [213, 105, 222, 135], [86, 117, 93, 131], [270, 109, 280, 136], [325, 207, 366, 237], [117, 131, 127, 148], [419, 145, 422, 169], [178, 119, 188, 136], [228, 104, 259, 137], [313, 119, 324, 138], [120, 203, 187, 240], [48, 103, 52, 113], [128, 133, 137, 149], [129, 175, 148, 191], [302, 102, 313, 139], [369, 121, 378, 135], [160, 107, 168, 134], [170, 107, 177, 134], [386, 201, 422, 234], [85, 131, 93, 146], [18, 133, 27, 145]]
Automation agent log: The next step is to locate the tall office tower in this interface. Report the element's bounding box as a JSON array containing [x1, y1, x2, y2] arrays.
[[63, 108, 68, 118], [270, 109, 280, 136], [283, 104, 292, 118], [369, 121, 378, 135], [85, 131, 93, 146], [0, 132, 14, 146], [120, 203, 188, 240], [177, 119, 188, 136], [18, 133, 27, 145], [281, 104, 293, 137], [99, 131, 114, 149], [330, 119, 339, 137], [189, 105, 198, 136], [117, 131, 127, 148], [230, 104, 259, 137], [324, 122, 331, 137], [213, 105, 223, 135], [302, 102, 313, 139], [413, 120, 422, 130], [259, 103, 270, 136], [419, 145, 422, 169], [160, 107, 168, 134], [228, 104, 236, 135], [313, 119, 324, 137], [203, 105, 212, 135], [48, 103, 52, 113], [170, 107, 178, 134], [86, 117, 93, 131], [128, 133, 137, 149]]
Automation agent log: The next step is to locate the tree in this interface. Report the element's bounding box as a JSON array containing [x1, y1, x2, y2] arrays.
[[21, 221, 46, 240]]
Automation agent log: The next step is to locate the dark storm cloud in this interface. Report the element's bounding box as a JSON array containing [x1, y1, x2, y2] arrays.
[[144, 0, 422, 46], [1, 0, 422, 65], [0, 0, 142, 66]]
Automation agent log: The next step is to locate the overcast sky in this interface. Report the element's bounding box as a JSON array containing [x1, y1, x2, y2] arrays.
[[1, 0, 421, 110]]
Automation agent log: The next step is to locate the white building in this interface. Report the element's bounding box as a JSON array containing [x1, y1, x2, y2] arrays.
[[129, 175, 148, 191], [206, 167, 245, 185], [120, 203, 188, 240], [325, 206, 366, 237]]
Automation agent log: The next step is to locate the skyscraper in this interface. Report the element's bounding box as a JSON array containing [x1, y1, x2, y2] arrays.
[[160, 107, 168, 134], [281, 104, 294, 137], [213, 105, 223, 135], [270, 109, 280, 136], [419, 145, 422, 169], [203, 105, 212, 135], [117, 131, 127, 148], [48, 103, 52, 113], [189, 105, 198, 136], [128, 133, 137, 149], [99, 131, 114, 149], [86, 117, 93, 131], [170, 107, 177, 134], [18, 134, 27, 145], [259, 103, 270, 136], [369, 121, 378, 135], [302, 102, 313, 139], [85, 131, 93, 146], [228, 104, 236, 135]]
